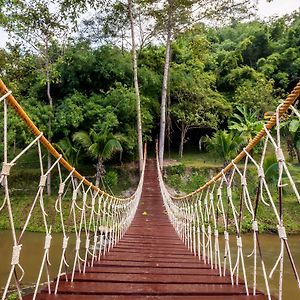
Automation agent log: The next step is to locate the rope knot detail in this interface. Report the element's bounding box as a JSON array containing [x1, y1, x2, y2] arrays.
[[275, 147, 285, 162], [277, 225, 287, 240], [1, 162, 14, 176], [44, 234, 52, 250], [241, 176, 247, 186], [62, 237, 69, 249], [236, 236, 243, 248], [258, 166, 265, 178], [207, 225, 212, 235], [39, 175, 47, 188], [227, 187, 232, 198], [85, 238, 90, 249], [72, 190, 77, 201], [252, 220, 259, 232], [83, 192, 87, 202], [58, 183, 65, 195], [0, 90, 12, 102], [11, 244, 22, 265], [76, 238, 81, 251], [224, 231, 229, 241]]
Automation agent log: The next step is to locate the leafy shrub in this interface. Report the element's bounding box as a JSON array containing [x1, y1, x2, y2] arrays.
[[104, 170, 118, 187], [167, 164, 185, 175]]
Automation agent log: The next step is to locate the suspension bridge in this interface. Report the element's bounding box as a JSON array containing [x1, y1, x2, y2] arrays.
[[0, 78, 300, 300]]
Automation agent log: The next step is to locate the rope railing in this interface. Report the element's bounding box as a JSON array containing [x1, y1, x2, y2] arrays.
[[157, 80, 300, 300], [0, 79, 146, 300]]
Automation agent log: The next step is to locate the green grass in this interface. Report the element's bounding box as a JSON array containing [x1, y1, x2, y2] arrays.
[[168, 151, 224, 169], [0, 148, 138, 232], [164, 151, 300, 234]]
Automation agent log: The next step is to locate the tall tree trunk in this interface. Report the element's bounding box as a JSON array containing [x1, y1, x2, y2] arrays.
[[45, 51, 53, 196], [179, 125, 187, 159], [286, 135, 295, 161], [128, 0, 143, 173], [95, 158, 105, 188], [159, 3, 172, 169], [296, 148, 300, 164], [166, 71, 171, 159]]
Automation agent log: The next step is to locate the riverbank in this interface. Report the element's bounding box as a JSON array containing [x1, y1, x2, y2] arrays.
[[0, 158, 139, 232], [164, 156, 300, 234]]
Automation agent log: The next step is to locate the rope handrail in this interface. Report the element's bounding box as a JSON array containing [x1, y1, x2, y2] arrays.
[[156, 80, 300, 300], [0, 78, 147, 300], [170, 80, 300, 200], [0, 79, 143, 202]]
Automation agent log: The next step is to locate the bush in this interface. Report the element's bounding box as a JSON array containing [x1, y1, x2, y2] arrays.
[[104, 171, 118, 187], [167, 164, 185, 175]]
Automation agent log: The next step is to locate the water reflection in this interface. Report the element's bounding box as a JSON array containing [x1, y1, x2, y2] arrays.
[[0, 230, 300, 298], [0, 230, 76, 292]]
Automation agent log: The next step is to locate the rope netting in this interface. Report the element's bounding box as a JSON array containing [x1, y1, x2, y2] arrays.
[[0, 79, 146, 299], [157, 81, 300, 300]]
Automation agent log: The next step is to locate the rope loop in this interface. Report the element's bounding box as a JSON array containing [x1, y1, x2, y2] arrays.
[[275, 147, 285, 162], [11, 245, 22, 265], [39, 175, 47, 188], [58, 183, 65, 195], [0, 90, 12, 102], [226, 187, 232, 198], [277, 225, 287, 240], [236, 236, 243, 248], [62, 237, 69, 249], [252, 220, 259, 232], [1, 162, 14, 176], [44, 234, 52, 250]]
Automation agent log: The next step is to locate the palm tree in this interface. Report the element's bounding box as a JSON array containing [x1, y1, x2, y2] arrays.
[[55, 137, 80, 168], [229, 106, 263, 142], [73, 129, 123, 188], [204, 130, 244, 165]]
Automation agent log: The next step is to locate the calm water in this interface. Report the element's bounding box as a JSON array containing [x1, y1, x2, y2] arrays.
[[0, 230, 300, 299]]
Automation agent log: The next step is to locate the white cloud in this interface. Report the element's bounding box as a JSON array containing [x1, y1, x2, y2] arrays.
[[0, 1, 299, 49], [257, 0, 300, 18], [0, 28, 9, 48]]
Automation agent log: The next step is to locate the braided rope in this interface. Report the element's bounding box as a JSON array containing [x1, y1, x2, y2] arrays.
[[0, 80, 146, 300], [157, 80, 300, 300]]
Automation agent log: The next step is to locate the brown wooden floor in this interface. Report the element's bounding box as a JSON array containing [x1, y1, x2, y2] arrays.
[[24, 159, 269, 299]]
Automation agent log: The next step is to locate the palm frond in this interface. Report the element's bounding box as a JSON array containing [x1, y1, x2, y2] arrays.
[[73, 131, 92, 150], [89, 143, 101, 160], [102, 139, 123, 161]]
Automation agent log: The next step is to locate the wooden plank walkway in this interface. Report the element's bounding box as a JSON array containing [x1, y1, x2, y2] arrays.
[[24, 159, 269, 299]]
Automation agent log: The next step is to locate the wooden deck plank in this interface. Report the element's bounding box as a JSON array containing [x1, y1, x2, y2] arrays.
[[24, 294, 271, 300], [25, 159, 269, 299], [70, 273, 233, 284], [46, 282, 252, 295]]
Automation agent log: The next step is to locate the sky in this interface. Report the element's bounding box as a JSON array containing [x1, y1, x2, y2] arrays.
[[0, 0, 299, 49]]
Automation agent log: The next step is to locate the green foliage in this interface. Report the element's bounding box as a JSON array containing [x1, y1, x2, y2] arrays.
[[54, 92, 86, 135], [167, 164, 185, 175], [232, 77, 276, 113], [55, 137, 80, 167], [1, 8, 300, 164], [104, 170, 118, 187], [203, 130, 245, 164], [7, 292, 18, 300], [165, 165, 208, 194], [73, 130, 123, 162], [263, 155, 278, 183], [229, 106, 264, 141]]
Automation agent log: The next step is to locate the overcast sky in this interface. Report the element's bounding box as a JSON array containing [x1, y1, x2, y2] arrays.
[[0, 0, 299, 49]]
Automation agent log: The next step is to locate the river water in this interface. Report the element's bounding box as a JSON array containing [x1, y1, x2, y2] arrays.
[[0, 230, 300, 299]]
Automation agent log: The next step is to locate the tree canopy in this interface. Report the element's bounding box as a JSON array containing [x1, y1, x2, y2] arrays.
[[0, 3, 300, 168]]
